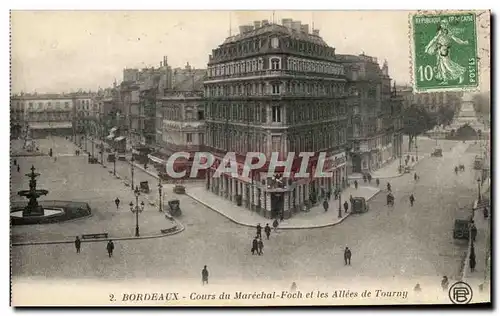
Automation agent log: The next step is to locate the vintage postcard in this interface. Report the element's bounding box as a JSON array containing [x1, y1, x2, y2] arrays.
[[10, 10, 491, 306]]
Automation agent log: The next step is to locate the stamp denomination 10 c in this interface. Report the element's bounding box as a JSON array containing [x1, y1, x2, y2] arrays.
[[411, 12, 478, 92]]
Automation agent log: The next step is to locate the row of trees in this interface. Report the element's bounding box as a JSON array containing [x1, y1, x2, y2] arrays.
[[401, 104, 456, 151]]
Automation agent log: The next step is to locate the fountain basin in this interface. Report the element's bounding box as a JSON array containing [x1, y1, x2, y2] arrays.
[[10, 200, 91, 225]]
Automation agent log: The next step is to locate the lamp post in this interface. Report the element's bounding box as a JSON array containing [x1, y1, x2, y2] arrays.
[[129, 186, 145, 237], [130, 156, 135, 190], [338, 193, 342, 218], [415, 137, 418, 161], [84, 126, 88, 152], [91, 136, 95, 158], [113, 151, 117, 176], [477, 178, 482, 204], [158, 179, 163, 212]]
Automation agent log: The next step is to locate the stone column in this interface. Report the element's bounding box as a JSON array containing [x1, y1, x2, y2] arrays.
[[253, 184, 259, 210], [265, 192, 272, 218], [220, 175, 225, 197], [231, 178, 236, 201], [260, 189, 265, 214], [284, 191, 291, 218]]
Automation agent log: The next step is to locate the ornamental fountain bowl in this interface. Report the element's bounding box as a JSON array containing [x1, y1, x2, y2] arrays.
[[10, 200, 92, 225]]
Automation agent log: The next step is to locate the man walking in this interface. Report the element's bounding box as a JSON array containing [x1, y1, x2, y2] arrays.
[[272, 219, 279, 233], [264, 224, 271, 240], [202, 265, 209, 285], [258, 238, 264, 256], [106, 240, 115, 258], [343, 201, 349, 214], [114, 198, 120, 209], [251, 237, 258, 255], [323, 199, 329, 212], [74, 236, 81, 254], [344, 247, 352, 266], [256, 224, 262, 239]]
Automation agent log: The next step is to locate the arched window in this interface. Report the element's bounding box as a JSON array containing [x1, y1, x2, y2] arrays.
[[270, 58, 281, 70]]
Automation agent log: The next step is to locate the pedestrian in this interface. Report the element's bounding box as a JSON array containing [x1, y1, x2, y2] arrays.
[[251, 237, 258, 255], [344, 247, 352, 265], [411, 156, 415, 163], [362, 174, 367, 183], [256, 223, 262, 238], [327, 191, 331, 201], [349, 195, 353, 204], [272, 219, 279, 232], [17, 165, 20, 173], [106, 240, 114, 258], [376, 178, 380, 186], [114, 198, 120, 209], [441, 276, 449, 291], [75, 236, 81, 254], [470, 222, 477, 242], [280, 211, 284, 222], [483, 206, 489, 219], [13, 159, 17, 166], [323, 200, 329, 212], [202, 265, 209, 285], [469, 252, 476, 272], [343, 201, 349, 213], [354, 180, 358, 189], [258, 238, 264, 256], [264, 223, 271, 240], [387, 182, 391, 192]]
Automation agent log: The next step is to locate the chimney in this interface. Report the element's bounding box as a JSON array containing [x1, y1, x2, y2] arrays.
[[291, 21, 302, 32], [163, 56, 168, 67], [301, 24, 309, 33], [282, 18, 293, 29], [160, 61, 163, 67], [254, 20, 261, 29], [261, 19, 269, 26], [239, 25, 246, 34], [312, 29, 320, 36]]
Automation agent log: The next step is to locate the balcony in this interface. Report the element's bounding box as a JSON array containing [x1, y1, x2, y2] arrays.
[[204, 69, 346, 83]]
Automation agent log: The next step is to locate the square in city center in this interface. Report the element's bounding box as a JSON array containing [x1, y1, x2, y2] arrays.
[[411, 12, 478, 92]]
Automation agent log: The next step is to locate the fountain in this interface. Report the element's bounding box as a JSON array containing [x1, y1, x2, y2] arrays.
[[17, 165, 49, 217]]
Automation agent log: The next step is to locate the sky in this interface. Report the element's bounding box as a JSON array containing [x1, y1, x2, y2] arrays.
[[10, 10, 490, 93]]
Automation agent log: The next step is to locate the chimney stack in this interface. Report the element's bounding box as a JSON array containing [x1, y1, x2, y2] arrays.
[[239, 25, 246, 34], [254, 20, 261, 29], [261, 19, 269, 26], [160, 61, 163, 67], [291, 21, 302, 32], [301, 24, 309, 33], [312, 29, 320, 36], [282, 18, 293, 29]]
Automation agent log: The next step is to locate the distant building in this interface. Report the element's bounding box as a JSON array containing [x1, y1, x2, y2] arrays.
[[396, 84, 462, 113], [338, 54, 403, 174]]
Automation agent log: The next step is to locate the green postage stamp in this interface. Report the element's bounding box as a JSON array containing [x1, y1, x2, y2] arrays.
[[411, 12, 478, 92]]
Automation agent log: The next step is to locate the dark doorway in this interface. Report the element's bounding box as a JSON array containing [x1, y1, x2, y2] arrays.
[[352, 153, 362, 173], [271, 192, 284, 219]]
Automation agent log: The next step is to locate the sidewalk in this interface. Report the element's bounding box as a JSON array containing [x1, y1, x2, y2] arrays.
[[349, 154, 425, 180], [186, 185, 381, 229], [461, 199, 491, 297]]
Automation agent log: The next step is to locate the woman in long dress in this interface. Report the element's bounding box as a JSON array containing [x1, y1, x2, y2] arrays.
[[424, 20, 469, 85]]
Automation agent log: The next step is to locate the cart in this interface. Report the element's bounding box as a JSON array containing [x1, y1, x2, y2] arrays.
[[168, 199, 182, 217], [139, 181, 150, 193], [351, 197, 369, 214], [107, 153, 116, 162], [386, 193, 394, 206], [431, 147, 443, 157], [453, 219, 470, 240]]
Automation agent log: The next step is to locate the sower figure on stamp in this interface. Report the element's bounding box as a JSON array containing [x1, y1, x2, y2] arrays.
[[106, 240, 114, 258], [74, 236, 81, 254], [344, 247, 352, 265], [202, 265, 209, 285]]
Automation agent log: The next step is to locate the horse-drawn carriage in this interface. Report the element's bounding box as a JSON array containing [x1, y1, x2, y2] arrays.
[[387, 193, 394, 206], [431, 147, 443, 157], [351, 197, 369, 214], [139, 181, 150, 194]]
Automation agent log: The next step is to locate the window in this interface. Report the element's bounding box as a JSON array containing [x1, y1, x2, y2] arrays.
[[199, 133, 204, 145], [272, 106, 281, 122], [272, 84, 280, 95], [47, 102, 52, 108], [28, 102, 33, 109], [270, 58, 281, 70], [56, 101, 61, 109], [64, 102, 69, 108], [197, 110, 205, 120], [186, 133, 193, 143]]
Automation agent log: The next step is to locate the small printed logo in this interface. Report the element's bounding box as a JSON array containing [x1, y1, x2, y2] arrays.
[[448, 281, 473, 304]]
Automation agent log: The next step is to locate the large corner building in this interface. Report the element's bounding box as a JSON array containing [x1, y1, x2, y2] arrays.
[[203, 19, 349, 219]]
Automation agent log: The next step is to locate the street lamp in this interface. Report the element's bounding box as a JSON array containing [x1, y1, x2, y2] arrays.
[[113, 151, 117, 176], [91, 136, 95, 158], [129, 186, 145, 237], [338, 193, 342, 218], [130, 156, 135, 190], [158, 178, 163, 212], [477, 178, 482, 204]]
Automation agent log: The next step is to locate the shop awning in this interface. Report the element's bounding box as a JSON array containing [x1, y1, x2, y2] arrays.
[[106, 135, 114, 140], [114, 136, 126, 142], [29, 122, 72, 129], [148, 154, 166, 164]]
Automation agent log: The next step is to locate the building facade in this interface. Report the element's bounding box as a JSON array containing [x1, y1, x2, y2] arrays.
[[397, 84, 462, 113], [204, 19, 348, 219], [10, 93, 77, 139], [339, 55, 403, 174]]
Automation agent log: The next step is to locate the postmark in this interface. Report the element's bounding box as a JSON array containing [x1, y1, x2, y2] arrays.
[[411, 12, 478, 92]]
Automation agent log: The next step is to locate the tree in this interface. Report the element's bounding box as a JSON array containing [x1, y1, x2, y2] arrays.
[[402, 105, 434, 151], [473, 92, 490, 115], [434, 105, 456, 127]]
